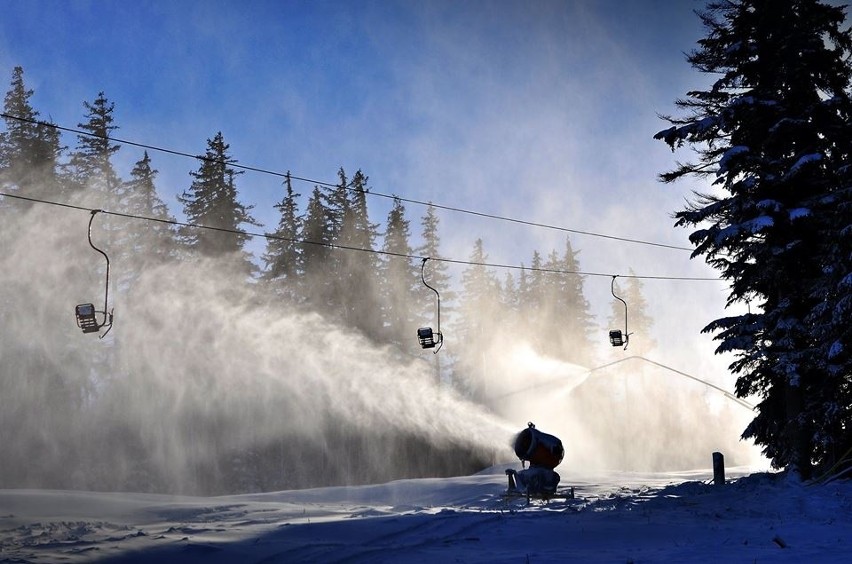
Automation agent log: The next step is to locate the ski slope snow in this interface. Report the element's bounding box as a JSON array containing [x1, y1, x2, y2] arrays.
[[2, 465, 850, 563]]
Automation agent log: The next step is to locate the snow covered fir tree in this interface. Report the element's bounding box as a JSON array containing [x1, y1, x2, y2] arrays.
[[656, 0, 852, 480]]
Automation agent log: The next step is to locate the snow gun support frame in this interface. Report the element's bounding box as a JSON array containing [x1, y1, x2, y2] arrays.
[[75, 209, 113, 338]]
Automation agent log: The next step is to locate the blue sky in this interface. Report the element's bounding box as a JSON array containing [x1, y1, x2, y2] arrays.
[[1, 0, 731, 368]]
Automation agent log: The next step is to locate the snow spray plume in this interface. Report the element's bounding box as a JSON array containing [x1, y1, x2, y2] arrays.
[[461, 340, 764, 473], [0, 203, 513, 494]]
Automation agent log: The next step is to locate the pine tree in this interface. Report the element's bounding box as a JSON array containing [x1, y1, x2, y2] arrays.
[[299, 186, 332, 309], [320, 168, 350, 316], [500, 271, 519, 317], [177, 132, 259, 274], [122, 151, 176, 272], [68, 92, 121, 201], [66, 91, 128, 288], [379, 197, 419, 350], [323, 167, 349, 243], [416, 204, 455, 327], [516, 266, 529, 307], [0, 66, 64, 207], [528, 250, 545, 314], [544, 237, 596, 366], [262, 172, 301, 295], [655, 0, 852, 478], [519, 250, 546, 349], [564, 238, 597, 364], [538, 249, 563, 354], [512, 265, 531, 343], [456, 239, 500, 399], [336, 169, 382, 339]]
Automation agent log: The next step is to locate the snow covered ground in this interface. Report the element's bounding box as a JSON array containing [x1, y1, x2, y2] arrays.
[[2, 465, 850, 563]]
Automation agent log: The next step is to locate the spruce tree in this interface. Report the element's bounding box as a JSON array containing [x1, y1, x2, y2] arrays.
[[0, 66, 63, 207], [521, 250, 545, 348], [379, 197, 419, 350], [538, 250, 563, 355], [565, 238, 597, 363], [527, 250, 545, 315], [336, 169, 382, 339], [497, 269, 521, 354], [416, 204, 455, 327], [516, 266, 529, 306], [68, 92, 121, 201], [262, 172, 301, 295], [177, 132, 259, 274], [67, 91, 127, 286], [547, 237, 596, 366], [123, 151, 176, 271], [500, 271, 519, 317], [299, 186, 332, 310], [323, 167, 349, 243], [456, 239, 500, 399], [655, 0, 852, 478], [320, 168, 350, 316]]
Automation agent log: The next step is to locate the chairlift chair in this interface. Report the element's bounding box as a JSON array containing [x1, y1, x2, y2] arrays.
[[608, 275, 630, 349], [75, 303, 100, 333], [417, 257, 443, 353], [74, 209, 114, 338], [609, 329, 626, 348], [418, 327, 438, 349]]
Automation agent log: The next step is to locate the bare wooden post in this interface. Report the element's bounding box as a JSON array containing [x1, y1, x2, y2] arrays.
[[712, 451, 725, 486]]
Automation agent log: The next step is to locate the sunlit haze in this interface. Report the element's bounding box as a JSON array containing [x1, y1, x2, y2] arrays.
[[0, 0, 767, 493]]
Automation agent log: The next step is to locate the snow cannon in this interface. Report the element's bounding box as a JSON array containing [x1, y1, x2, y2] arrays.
[[513, 422, 564, 470], [506, 422, 564, 497]]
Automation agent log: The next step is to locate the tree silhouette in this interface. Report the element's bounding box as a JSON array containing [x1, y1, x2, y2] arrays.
[[379, 196, 418, 350], [262, 172, 301, 299], [177, 132, 259, 275], [0, 66, 63, 207], [655, 0, 852, 478]]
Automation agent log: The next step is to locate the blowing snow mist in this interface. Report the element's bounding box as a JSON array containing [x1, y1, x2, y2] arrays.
[[0, 204, 511, 495]]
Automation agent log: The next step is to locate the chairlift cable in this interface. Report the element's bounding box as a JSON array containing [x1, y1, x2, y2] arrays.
[[1, 112, 693, 252], [0, 190, 721, 282], [488, 355, 755, 412]]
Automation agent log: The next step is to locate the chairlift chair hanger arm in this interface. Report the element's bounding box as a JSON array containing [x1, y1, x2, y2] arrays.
[[609, 275, 631, 349], [88, 210, 111, 320], [75, 209, 114, 338], [418, 257, 443, 353], [421, 258, 441, 332]]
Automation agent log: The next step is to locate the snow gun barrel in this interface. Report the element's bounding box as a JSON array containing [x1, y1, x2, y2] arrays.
[[513, 422, 564, 470]]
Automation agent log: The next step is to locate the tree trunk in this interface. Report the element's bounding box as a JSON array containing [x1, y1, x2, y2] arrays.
[[785, 379, 812, 480]]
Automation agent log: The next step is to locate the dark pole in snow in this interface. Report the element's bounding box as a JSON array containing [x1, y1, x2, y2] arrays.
[[713, 452, 725, 486]]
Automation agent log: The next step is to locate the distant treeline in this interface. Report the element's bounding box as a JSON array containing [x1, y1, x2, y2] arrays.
[[0, 66, 653, 494]]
